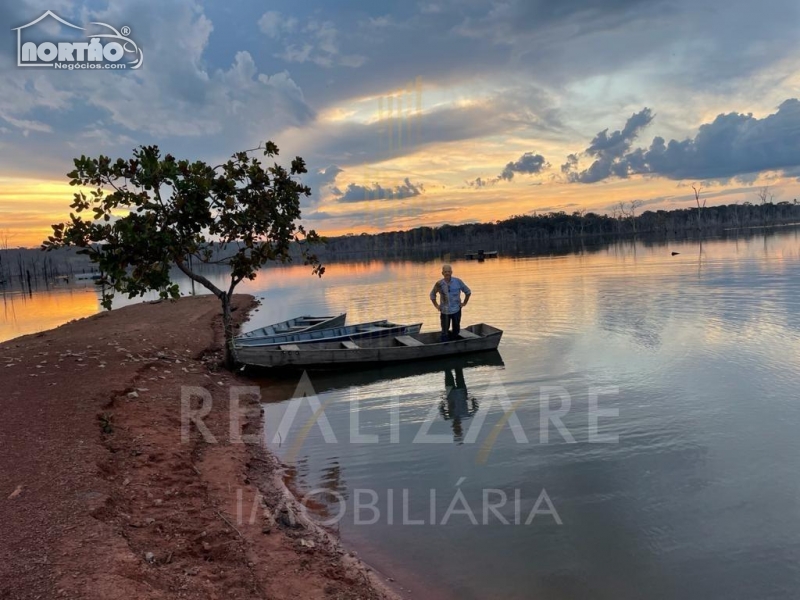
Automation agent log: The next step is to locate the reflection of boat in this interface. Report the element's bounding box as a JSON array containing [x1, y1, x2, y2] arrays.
[[239, 314, 346, 339], [244, 349, 505, 395], [465, 250, 498, 260], [235, 323, 503, 369], [235, 320, 422, 348]]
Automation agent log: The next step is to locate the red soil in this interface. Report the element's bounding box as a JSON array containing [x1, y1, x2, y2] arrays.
[[0, 295, 400, 600]]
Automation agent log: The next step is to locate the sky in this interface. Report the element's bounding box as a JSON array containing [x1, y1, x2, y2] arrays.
[[1, 0, 800, 247]]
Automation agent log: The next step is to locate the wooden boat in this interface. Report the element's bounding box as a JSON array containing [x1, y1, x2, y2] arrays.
[[234, 323, 503, 369], [465, 250, 498, 260], [235, 320, 422, 348], [241, 349, 505, 390], [239, 314, 346, 339]]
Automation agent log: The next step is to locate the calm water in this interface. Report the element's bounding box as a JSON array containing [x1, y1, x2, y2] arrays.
[[254, 231, 800, 600], [3, 231, 800, 598]]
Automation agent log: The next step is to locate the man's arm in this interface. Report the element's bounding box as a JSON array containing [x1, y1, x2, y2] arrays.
[[430, 282, 440, 310], [460, 280, 472, 307]]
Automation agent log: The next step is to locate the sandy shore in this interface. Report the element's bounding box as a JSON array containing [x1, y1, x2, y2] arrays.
[[0, 295, 401, 600]]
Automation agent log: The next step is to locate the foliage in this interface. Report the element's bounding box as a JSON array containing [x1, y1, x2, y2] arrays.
[[43, 141, 324, 365]]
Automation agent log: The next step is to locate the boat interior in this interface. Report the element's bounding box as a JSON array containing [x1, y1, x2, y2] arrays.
[[273, 323, 502, 351]]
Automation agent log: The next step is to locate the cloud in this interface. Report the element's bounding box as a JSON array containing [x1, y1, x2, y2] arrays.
[[456, 0, 658, 43], [258, 11, 298, 39], [261, 13, 366, 69], [500, 152, 549, 180], [301, 164, 343, 205], [565, 108, 654, 183], [561, 153, 578, 174], [465, 151, 548, 188], [467, 177, 497, 188], [567, 100, 800, 183], [336, 178, 424, 203], [585, 108, 654, 158], [0, 0, 317, 179], [282, 89, 562, 173]]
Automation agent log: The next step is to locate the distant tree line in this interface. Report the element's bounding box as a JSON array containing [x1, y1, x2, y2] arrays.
[[317, 198, 800, 257], [2, 195, 799, 291], [0, 246, 98, 291]]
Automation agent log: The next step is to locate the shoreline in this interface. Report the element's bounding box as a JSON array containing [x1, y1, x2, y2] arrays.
[[0, 295, 402, 599]]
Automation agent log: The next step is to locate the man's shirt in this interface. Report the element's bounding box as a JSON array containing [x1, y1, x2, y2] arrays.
[[430, 277, 471, 315]]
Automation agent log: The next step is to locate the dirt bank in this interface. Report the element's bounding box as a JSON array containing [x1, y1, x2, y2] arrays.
[[0, 295, 400, 600]]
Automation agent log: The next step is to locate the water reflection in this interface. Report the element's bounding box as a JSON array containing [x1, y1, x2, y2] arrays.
[[252, 228, 800, 600], [283, 456, 349, 520], [438, 368, 479, 443], [0, 285, 102, 341]]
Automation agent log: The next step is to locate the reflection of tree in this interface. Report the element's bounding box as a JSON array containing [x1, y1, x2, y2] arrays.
[[320, 459, 347, 501], [284, 457, 348, 521], [438, 368, 479, 443]]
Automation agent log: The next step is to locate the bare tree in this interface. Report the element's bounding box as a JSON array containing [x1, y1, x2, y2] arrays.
[[692, 184, 705, 231], [629, 199, 643, 233], [617, 200, 643, 233], [0, 229, 11, 285], [573, 208, 587, 236], [756, 186, 774, 225], [730, 201, 741, 228], [756, 186, 774, 205], [611, 205, 623, 233]]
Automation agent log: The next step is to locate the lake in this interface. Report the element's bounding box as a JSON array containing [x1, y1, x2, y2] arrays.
[[3, 229, 800, 599]]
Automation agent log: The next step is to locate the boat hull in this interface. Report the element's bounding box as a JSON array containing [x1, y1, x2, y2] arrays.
[[234, 324, 503, 369], [235, 321, 422, 348]]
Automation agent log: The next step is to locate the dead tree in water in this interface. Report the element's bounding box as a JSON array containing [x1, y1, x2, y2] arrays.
[[756, 186, 774, 226], [617, 200, 644, 234], [692, 184, 705, 232]]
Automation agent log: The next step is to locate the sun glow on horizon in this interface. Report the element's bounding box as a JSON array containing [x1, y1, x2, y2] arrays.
[[0, 178, 77, 248]]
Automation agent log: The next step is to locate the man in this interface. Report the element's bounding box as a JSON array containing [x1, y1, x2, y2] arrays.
[[430, 264, 471, 341]]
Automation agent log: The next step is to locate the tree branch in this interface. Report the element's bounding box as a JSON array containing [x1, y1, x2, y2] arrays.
[[175, 258, 225, 299]]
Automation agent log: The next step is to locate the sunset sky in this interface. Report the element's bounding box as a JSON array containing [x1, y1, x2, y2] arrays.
[[2, 0, 800, 247]]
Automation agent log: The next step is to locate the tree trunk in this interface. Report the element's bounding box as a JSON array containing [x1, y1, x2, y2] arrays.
[[221, 293, 235, 370], [174, 258, 237, 370]]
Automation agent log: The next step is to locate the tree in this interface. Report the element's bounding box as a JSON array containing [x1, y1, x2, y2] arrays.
[[756, 185, 774, 205], [692, 184, 705, 231], [617, 200, 643, 233], [43, 141, 324, 368], [755, 186, 776, 226]]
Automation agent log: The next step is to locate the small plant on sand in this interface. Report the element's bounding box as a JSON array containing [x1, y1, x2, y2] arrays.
[[43, 142, 324, 368]]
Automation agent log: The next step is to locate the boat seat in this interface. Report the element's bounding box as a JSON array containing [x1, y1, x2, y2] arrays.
[[458, 330, 480, 339], [395, 335, 424, 347], [280, 344, 300, 351], [341, 341, 359, 349]]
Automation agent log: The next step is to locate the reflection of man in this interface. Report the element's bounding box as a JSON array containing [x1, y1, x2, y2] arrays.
[[430, 264, 471, 342], [439, 368, 479, 443]]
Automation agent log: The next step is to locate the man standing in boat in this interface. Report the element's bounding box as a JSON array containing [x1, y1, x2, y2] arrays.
[[430, 264, 471, 341]]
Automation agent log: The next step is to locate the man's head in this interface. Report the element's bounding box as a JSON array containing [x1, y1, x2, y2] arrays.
[[441, 264, 453, 280]]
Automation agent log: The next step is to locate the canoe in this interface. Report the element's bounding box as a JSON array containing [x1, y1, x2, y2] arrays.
[[234, 320, 423, 348], [234, 323, 503, 369], [239, 314, 346, 339]]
